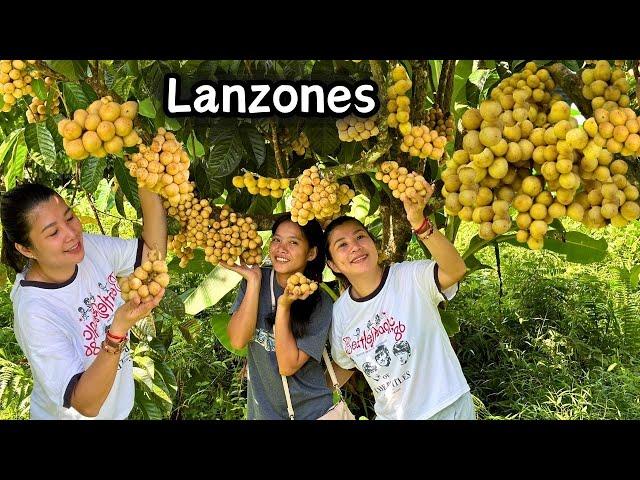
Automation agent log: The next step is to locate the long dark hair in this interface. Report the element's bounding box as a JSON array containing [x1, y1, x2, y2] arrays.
[[323, 215, 378, 291], [1, 183, 59, 273], [265, 213, 326, 339]]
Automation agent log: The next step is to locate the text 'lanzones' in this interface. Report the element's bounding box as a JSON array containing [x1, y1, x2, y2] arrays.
[[163, 74, 380, 118]]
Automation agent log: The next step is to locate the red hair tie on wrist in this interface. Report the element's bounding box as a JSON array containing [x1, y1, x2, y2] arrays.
[[107, 330, 126, 341], [413, 217, 430, 235]]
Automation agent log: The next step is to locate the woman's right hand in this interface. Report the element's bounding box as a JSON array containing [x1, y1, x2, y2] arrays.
[[221, 261, 262, 285], [110, 288, 165, 337]]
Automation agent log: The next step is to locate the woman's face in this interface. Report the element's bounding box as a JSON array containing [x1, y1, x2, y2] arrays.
[[327, 221, 378, 279], [21, 195, 84, 269], [269, 220, 316, 276]]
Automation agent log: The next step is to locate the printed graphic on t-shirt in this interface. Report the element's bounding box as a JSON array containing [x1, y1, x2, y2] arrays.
[[254, 328, 275, 352], [76, 272, 130, 368], [342, 310, 413, 394]]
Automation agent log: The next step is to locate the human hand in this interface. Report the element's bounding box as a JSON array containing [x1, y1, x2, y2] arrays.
[[403, 180, 434, 229], [110, 288, 165, 336], [220, 260, 262, 285]]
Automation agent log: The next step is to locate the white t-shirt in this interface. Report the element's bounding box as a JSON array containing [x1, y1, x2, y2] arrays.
[[330, 260, 469, 420], [10, 233, 142, 420]]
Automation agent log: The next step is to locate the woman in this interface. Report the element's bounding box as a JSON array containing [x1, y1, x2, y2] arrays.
[[224, 213, 334, 420], [324, 185, 474, 420], [1, 182, 167, 419]]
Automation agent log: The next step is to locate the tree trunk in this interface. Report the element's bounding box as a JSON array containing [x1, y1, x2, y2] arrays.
[[547, 63, 593, 117]]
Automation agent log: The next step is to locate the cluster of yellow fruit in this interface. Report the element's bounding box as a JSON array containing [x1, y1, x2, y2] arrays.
[[169, 204, 263, 268], [285, 272, 318, 297], [26, 78, 60, 123], [117, 249, 169, 302], [290, 165, 355, 226], [581, 60, 630, 110], [0, 60, 36, 113], [426, 106, 455, 142], [336, 115, 380, 142], [375, 161, 431, 203], [571, 106, 640, 228], [386, 64, 412, 135], [444, 61, 640, 250], [125, 128, 191, 207], [399, 124, 447, 160], [291, 132, 310, 156], [232, 173, 290, 198], [58, 97, 140, 160]]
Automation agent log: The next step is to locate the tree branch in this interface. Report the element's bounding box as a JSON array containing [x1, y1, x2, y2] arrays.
[[547, 63, 593, 117], [441, 60, 456, 113], [270, 119, 287, 178], [410, 60, 430, 126]]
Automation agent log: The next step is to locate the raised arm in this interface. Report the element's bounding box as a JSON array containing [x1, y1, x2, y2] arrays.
[[224, 263, 263, 350], [138, 187, 167, 262], [403, 185, 467, 290]]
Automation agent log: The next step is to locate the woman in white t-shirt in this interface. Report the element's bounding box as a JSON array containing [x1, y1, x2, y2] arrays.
[[1, 182, 167, 419], [323, 182, 474, 420]]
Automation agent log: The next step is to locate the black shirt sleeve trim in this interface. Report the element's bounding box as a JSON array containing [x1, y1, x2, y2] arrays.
[[434, 263, 444, 297], [63, 372, 84, 408], [134, 238, 145, 269]]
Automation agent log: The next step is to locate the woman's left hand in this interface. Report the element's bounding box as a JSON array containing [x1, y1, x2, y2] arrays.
[[278, 288, 313, 308], [402, 181, 434, 229]]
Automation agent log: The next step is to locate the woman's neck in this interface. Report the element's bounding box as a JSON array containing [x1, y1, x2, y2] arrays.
[[349, 265, 384, 299], [26, 261, 76, 284], [275, 271, 292, 289]]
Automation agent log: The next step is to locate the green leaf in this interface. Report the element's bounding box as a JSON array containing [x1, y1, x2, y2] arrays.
[[157, 288, 186, 319], [138, 97, 157, 118], [154, 361, 177, 398], [177, 317, 202, 344], [46, 60, 80, 81], [4, 133, 27, 190], [167, 216, 181, 236], [607, 363, 618, 372], [112, 75, 136, 100], [168, 249, 211, 275], [186, 132, 205, 159], [113, 156, 141, 214], [94, 178, 111, 211], [134, 387, 163, 420], [111, 221, 121, 237], [24, 123, 56, 164], [46, 116, 64, 152], [338, 140, 363, 165], [368, 190, 381, 216], [248, 195, 274, 216], [0, 128, 22, 170], [239, 123, 266, 167], [183, 265, 242, 315], [133, 366, 154, 390], [211, 313, 247, 357], [505, 231, 608, 264], [114, 187, 126, 218], [80, 156, 107, 193], [304, 121, 340, 156], [80, 83, 98, 104], [62, 82, 89, 113], [629, 265, 640, 289], [440, 310, 460, 337], [31, 79, 48, 101], [164, 116, 182, 131], [464, 254, 492, 274], [207, 130, 244, 178]]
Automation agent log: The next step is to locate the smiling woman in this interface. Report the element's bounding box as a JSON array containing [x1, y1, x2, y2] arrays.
[[0, 182, 167, 419], [221, 212, 336, 420]]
